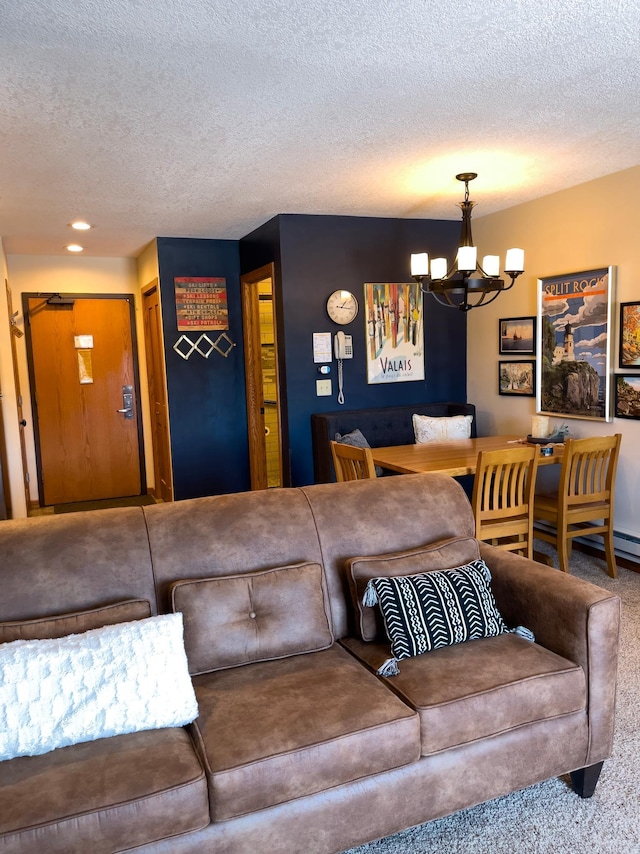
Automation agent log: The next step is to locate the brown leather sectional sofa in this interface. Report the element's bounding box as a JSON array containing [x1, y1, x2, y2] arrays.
[[0, 473, 621, 853]]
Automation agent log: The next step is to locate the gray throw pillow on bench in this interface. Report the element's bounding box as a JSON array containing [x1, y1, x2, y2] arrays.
[[334, 429, 384, 477]]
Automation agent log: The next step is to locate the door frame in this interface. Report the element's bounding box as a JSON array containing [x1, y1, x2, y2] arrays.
[[240, 263, 285, 490], [141, 278, 174, 502], [23, 292, 146, 505], [4, 279, 30, 513]]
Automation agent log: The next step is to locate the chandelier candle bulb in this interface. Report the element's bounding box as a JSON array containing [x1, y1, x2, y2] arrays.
[[482, 255, 500, 277], [410, 253, 430, 277], [457, 246, 477, 271], [531, 415, 550, 439], [505, 248, 525, 272], [430, 257, 448, 280]]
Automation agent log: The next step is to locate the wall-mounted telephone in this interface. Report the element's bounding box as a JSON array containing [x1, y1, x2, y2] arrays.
[[334, 332, 353, 360], [334, 333, 352, 404]]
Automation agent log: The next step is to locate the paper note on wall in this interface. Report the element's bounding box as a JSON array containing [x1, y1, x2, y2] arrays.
[[77, 349, 94, 384], [74, 335, 94, 349]]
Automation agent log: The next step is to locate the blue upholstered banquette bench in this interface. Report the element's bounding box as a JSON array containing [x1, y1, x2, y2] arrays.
[[311, 402, 477, 484]]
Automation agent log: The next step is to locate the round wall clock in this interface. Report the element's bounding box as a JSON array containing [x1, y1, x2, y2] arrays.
[[326, 290, 359, 325]]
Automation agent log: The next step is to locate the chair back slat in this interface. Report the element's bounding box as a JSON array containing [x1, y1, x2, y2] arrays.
[[563, 436, 620, 506], [330, 441, 377, 482], [472, 445, 539, 558], [533, 433, 621, 577]]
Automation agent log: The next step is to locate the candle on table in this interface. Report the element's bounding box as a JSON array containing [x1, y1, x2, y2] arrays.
[[531, 415, 549, 438]]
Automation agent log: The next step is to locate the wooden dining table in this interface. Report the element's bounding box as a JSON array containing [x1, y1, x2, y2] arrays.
[[370, 435, 564, 476]]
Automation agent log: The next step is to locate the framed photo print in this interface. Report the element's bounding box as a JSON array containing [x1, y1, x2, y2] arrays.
[[499, 316, 536, 355], [614, 375, 640, 419], [499, 360, 535, 396], [619, 301, 640, 368], [537, 266, 615, 421]]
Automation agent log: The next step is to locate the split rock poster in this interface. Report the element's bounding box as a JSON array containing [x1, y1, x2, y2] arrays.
[[537, 267, 614, 421], [365, 283, 424, 384]]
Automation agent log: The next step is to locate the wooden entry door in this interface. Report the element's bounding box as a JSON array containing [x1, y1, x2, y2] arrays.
[[25, 294, 144, 506]]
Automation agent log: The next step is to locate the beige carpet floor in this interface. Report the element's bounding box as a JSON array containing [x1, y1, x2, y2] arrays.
[[345, 545, 640, 854]]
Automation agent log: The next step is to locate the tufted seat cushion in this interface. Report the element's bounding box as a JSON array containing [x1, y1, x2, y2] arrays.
[[190, 644, 420, 820]]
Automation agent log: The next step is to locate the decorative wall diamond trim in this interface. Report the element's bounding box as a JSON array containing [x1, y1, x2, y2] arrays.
[[173, 333, 236, 360]]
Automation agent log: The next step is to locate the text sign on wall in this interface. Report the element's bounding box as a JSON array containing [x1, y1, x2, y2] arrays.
[[174, 277, 228, 331]]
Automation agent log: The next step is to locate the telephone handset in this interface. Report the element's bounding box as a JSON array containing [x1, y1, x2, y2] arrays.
[[334, 333, 352, 405], [334, 331, 353, 359]]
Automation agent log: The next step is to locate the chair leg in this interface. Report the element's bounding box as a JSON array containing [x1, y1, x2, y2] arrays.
[[558, 534, 571, 574], [603, 528, 618, 579]]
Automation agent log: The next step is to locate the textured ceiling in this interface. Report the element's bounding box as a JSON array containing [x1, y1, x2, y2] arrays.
[[1, 0, 640, 257]]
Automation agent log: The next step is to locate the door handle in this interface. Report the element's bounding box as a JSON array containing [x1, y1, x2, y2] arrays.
[[118, 385, 134, 419]]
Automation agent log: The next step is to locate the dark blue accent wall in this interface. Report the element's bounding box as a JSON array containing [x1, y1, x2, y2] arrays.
[[243, 214, 467, 487], [157, 237, 249, 499], [157, 216, 467, 499]]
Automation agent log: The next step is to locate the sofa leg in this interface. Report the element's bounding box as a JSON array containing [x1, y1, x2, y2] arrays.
[[570, 761, 604, 798]]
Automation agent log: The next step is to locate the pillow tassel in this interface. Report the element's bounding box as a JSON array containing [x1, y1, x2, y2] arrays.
[[510, 625, 535, 642], [362, 581, 378, 607], [376, 657, 400, 677]]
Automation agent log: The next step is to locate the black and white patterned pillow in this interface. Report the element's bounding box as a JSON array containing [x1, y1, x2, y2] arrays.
[[363, 559, 529, 676]]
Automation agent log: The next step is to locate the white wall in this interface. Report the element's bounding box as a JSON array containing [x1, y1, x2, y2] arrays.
[[468, 165, 640, 542], [3, 254, 154, 513]]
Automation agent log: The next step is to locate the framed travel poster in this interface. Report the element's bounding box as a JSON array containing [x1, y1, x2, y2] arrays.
[[364, 283, 424, 384], [536, 267, 615, 421]]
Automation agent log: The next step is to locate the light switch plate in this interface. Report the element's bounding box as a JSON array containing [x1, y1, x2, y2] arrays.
[[316, 378, 332, 396]]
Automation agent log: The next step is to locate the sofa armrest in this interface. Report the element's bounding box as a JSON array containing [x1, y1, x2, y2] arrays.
[[480, 542, 621, 765]]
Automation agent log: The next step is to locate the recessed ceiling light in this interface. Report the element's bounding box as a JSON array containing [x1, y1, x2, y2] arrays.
[[66, 244, 84, 252], [69, 220, 92, 230]]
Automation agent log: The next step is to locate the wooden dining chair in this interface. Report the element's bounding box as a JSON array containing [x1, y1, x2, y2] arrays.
[[533, 433, 622, 578], [471, 445, 539, 559], [330, 441, 377, 482]]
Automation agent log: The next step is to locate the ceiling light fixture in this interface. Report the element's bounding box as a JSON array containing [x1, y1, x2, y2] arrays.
[[66, 244, 84, 252], [70, 220, 92, 230], [410, 172, 524, 312]]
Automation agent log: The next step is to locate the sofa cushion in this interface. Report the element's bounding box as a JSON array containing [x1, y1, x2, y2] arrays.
[[347, 537, 480, 641], [0, 728, 209, 854], [0, 613, 198, 761], [190, 644, 420, 820], [171, 562, 334, 675], [412, 413, 473, 443], [0, 598, 152, 644], [362, 559, 508, 674], [342, 634, 586, 756]]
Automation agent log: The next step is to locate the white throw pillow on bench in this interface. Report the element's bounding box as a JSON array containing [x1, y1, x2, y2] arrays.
[[412, 413, 473, 444], [0, 613, 198, 761]]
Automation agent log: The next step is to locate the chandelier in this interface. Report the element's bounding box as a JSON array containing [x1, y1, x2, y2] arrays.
[[410, 172, 524, 311]]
